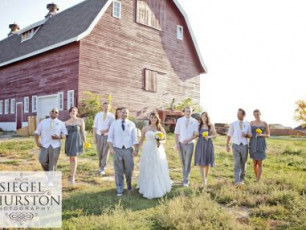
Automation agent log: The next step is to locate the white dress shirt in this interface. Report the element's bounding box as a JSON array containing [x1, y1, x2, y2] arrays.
[[93, 112, 115, 135], [227, 120, 251, 145], [34, 118, 68, 148], [107, 119, 138, 149], [174, 116, 199, 144]]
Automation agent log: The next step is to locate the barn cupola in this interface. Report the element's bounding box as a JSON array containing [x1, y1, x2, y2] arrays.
[[45, 3, 59, 19], [8, 23, 20, 37]]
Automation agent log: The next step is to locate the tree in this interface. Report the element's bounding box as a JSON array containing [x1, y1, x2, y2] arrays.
[[78, 91, 111, 131], [172, 97, 202, 113], [295, 99, 306, 127]]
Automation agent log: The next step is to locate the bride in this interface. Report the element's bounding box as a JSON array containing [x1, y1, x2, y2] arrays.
[[137, 111, 172, 199]]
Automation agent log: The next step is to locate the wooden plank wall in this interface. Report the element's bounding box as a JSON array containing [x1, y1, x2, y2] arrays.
[[0, 42, 80, 122], [79, 0, 202, 118]]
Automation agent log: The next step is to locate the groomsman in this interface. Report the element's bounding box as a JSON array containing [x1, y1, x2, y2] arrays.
[[34, 108, 67, 171], [108, 107, 139, 197], [93, 102, 115, 175], [226, 108, 252, 185], [174, 106, 199, 187]]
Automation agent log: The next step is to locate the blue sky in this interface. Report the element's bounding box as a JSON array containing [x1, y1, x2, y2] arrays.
[[0, 0, 305, 127]]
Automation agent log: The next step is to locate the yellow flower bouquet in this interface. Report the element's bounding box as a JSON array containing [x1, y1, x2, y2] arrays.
[[202, 131, 209, 138], [155, 132, 165, 140], [155, 132, 165, 148], [84, 142, 91, 149], [255, 128, 262, 134]]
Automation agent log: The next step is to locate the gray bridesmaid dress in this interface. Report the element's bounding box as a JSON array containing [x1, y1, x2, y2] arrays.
[[249, 126, 267, 160], [195, 129, 215, 167], [65, 125, 83, 156]]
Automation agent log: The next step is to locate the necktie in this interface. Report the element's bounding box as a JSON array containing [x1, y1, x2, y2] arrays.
[[186, 119, 189, 128], [122, 120, 125, 131], [50, 120, 54, 129], [103, 112, 107, 121]]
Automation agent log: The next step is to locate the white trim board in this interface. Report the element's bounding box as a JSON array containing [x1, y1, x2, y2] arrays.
[[173, 0, 208, 73]]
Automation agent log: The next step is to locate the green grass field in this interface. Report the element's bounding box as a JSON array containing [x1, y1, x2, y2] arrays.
[[0, 134, 305, 229]]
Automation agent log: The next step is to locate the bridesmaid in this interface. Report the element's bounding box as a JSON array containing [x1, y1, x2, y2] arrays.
[[65, 107, 87, 185], [249, 109, 270, 182], [194, 112, 217, 187], [115, 107, 122, 120]]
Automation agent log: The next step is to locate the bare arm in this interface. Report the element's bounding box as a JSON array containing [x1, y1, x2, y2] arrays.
[[226, 136, 231, 152], [138, 127, 147, 149], [209, 124, 217, 139], [34, 134, 42, 148], [81, 119, 86, 143], [259, 122, 270, 138]]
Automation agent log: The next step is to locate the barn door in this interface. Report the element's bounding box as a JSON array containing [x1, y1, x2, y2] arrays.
[[16, 103, 23, 130]]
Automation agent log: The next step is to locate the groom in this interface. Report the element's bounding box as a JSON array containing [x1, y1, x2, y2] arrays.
[[108, 107, 139, 197], [174, 106, 199, 187]]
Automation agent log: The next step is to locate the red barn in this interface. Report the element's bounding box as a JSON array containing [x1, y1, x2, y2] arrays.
[[0, 0, 206, 131]]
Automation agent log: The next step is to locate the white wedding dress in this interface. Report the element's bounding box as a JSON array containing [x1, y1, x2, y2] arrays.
[[137, 131, 172, 199]]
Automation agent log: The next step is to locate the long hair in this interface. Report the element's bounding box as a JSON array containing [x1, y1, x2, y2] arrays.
[[148, 111, 163, 132], [115, 107, 122, 120], [199, 111, 212, 132]]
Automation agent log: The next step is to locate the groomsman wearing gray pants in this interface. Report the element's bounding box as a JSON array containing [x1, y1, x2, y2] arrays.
[[113, 147, 134, 194], [226, 108, 252, 185], [96, 134, 109, 172], [179, 143, 194, 185], [232, 144, 248, 183]]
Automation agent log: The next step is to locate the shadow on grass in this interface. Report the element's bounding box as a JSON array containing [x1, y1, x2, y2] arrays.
[[62, 183, 192, 221]]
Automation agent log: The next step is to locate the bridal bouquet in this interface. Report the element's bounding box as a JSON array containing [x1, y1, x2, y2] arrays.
[[202, 131, 209, 138], [155, 132, 165, 147]]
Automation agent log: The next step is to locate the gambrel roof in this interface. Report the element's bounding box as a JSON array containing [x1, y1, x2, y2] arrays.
[[0, 0, 207, 72]]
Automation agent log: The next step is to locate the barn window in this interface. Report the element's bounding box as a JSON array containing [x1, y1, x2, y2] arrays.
[[32, 96, 37, 112], [24, 97, 29, 113], [0, 100, 3, 115], [10, 99, 15, 114], [144, 69, 158, 92], [21, 27, 40, 42], [136, 0, 164, 30], [57, 92, 64, 111], [4, 99, 9, 114], [67, 90, 75, 109], [113, 0, 122, 19], [177, 25, 183, 40]]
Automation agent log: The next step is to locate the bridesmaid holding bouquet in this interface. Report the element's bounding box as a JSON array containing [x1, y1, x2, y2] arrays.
[[249, 109, 270, 182], [194, 112, 217, 187]]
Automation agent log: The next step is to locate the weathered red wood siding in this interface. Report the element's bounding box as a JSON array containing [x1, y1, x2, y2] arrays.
[[0, 42, 80, 122], [79, 0, 202, 117]]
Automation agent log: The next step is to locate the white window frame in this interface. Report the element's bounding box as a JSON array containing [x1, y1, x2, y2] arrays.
[[67, 90, 75, 110], [24, 97, 29, 113], [0, 100, 3, 115], [10, 99, 16, 114], [32, 95, 37, 112], [4, 99, 9, 114], [112, 0, 122, 19], [177, 25, 184, 40], [57, 92, 64, 111]]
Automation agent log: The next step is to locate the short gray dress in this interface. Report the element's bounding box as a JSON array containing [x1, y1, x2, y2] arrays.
[[195, 129, 215, 167], [249, 126, 267, 160], [65, 125, 83, 156]]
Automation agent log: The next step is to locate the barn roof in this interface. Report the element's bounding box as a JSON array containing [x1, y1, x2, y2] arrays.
[[0, 0, 207, 73]]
